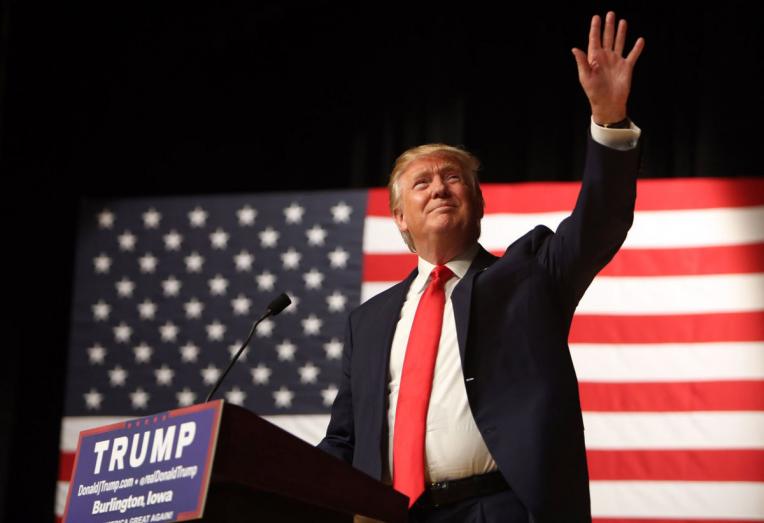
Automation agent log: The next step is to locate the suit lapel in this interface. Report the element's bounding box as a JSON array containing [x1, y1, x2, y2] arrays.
[[451, 245, 498, 363]]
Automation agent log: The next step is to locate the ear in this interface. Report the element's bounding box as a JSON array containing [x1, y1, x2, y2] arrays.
[[393, 206, 408, 233]]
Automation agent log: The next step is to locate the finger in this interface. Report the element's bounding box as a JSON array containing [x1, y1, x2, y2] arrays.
[[588, 14, 601, 57], [571, 48, 591, 78], [614, 19, 627, 56], [603, 11, 616, 50], [625, 36, 645, 65]]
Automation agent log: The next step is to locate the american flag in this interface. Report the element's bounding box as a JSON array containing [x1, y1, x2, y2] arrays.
[[57, 178, 764, 521]]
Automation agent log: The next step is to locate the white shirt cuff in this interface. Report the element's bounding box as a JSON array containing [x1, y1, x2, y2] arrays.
[[590, 116, 641, 151]]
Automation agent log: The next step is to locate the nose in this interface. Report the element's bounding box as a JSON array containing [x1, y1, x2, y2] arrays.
[[430, 174, 450, 197]]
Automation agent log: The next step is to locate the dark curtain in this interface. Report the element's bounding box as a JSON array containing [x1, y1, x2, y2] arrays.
[[1, 1, 762, 520]]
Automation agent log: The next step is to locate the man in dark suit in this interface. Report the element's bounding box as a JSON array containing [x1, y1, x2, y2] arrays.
[[319, 11, 645, 522]]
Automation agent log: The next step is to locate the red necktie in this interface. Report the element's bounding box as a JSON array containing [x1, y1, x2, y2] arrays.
[[392, 264, 454, 507]]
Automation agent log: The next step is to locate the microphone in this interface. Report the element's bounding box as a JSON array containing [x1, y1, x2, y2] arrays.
[[205, 293, 292, 402]]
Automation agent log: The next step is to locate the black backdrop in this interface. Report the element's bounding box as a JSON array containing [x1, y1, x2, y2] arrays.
[[2, 1, 762, 520]]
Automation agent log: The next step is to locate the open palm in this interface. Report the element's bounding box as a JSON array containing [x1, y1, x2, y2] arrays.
[[572, 12, 645, 125]]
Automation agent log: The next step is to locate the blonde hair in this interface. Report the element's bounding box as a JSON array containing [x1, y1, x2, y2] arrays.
[[388, 144, 484, 252]]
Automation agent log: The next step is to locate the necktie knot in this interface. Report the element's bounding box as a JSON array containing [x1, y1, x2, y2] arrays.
[[430, 265, 454, 287]]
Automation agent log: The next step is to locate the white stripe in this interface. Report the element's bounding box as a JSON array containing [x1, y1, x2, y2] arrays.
[[583, 412, 764, 449], [590, 480, 764, 519], [60, 416, 131, 451], [580, 274, 764, 314], [262, 414, 330, 446], [363, 206, 764, 253], [571, 342, 764, 382], [362, 281, 397, 302], [626, 206, 764, 248], [55, 481, 69, 517], [363, 274, 764, 313]]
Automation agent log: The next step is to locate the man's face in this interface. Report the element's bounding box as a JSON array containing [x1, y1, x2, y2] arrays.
[[393, 153, 482, 251]]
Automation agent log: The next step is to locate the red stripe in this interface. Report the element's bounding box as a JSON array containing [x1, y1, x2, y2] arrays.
[[599, 243, 764, 276], [59, 452, 75, 482], [570, 312, 764, 344], [587, 449, 764, 482], [362, 243, 764, 280], [367, 178, 764, 216], [580, 381, 764, 412]]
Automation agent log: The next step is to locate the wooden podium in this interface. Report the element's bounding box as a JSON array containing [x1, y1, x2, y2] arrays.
[[199, 402, 407, 522]]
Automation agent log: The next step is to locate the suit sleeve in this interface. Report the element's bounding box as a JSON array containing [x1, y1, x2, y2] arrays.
[[317, 316, 355, 463], [535, 129, 641, 308]]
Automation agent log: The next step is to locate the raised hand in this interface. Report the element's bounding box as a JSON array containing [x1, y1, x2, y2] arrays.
[[572, 11, 645, 125]]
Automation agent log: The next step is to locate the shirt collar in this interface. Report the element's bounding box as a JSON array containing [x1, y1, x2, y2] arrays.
[[413, 243, 480, 293]]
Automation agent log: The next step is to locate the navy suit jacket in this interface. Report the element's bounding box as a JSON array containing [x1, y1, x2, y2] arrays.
[[319, 132, 641, 522]]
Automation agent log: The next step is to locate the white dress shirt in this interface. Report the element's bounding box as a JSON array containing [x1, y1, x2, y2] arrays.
[[385, 119, 641, 484]]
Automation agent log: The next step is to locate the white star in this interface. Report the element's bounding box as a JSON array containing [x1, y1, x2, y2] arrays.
[[225, 387, 246, 406], [301, 314, 322, 336], [92, 300, 111, 321], [256, 271, 276, 291], [116, 277, 135, 298], [323, 338, 343, 360], [255, 318, 274, 337], [138, 299, 157, 320], [159, 321, 179, 342], [206, 320, 226, 341], [209, 274, 229, 295], [118, 230, 136, 251], [184, 298, 204, 319], [210, 228, 229, 249], [138, 253, 158, 273], [273, 386, 294, 408], [97, 210, 114, 229], [130, 388, 150, 409], [251, 364, 272, 385], [162, 276, 181, 297], [201, 364, 221, 386], [93, 253, 112, 274], [133, 342, 153, 363], [330, 201, 353, 223], [189, 206, 208, 227], [176, 387, 196, 407], [306, 225, 327, 246], [328, 247, 350, 269], [155, 365, 174, 386], [142, 208, 161, 229], [163, 230, 183, 251], [283, 202, 305, 224], [298, 362, 320, 384], [303, 269, 324, 290], [113, 322, 132, 343], [326, 291, 347, 312], [234, 250, 254, 272], [280, 248, 301, 270], [185, 252, 204, 273], [231, 294, 251, 316], [87, 343, 107, 364], [227, 340, 247, 360], [180, 342, 199, 363], [237, 205, 257, 226], [108, 366, 128, 387], [276, 340, 297, 361], [259, 227, 279, 248], [283, 292, 299, 314], [84, 388, 103, 410], [321, 384, 339, 406]]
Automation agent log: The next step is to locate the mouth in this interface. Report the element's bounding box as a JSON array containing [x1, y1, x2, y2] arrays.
[[428, 203, 457, 213]]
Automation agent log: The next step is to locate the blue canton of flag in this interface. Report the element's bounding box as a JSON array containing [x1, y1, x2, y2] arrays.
[[64, 191, 367, 419]]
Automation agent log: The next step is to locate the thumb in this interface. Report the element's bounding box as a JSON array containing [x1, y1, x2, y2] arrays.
[[571, 48, 590, 77]]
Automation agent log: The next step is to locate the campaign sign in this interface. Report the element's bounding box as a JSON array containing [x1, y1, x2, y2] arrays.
[[62, 400, 223, 523]]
